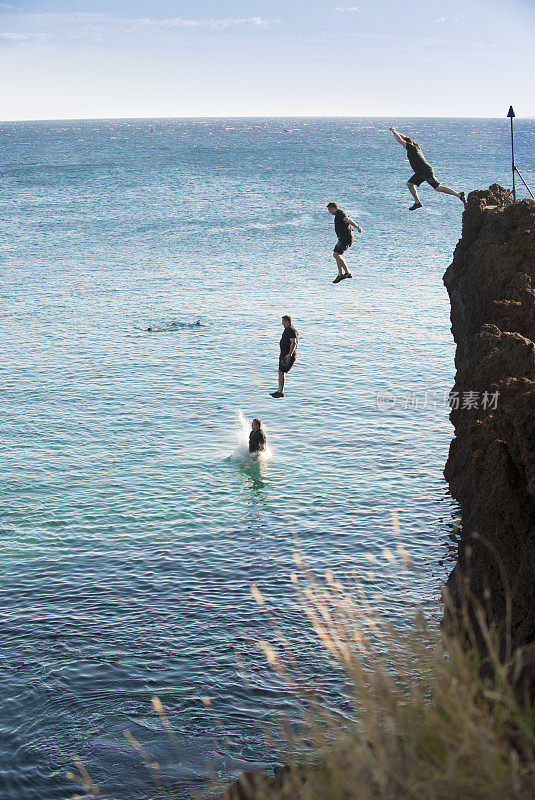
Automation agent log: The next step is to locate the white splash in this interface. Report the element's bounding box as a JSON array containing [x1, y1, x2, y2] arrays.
[[231, 410, 272, 464]]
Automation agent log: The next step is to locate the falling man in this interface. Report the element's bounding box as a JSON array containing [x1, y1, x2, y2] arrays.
[[327, 202, 362, 283], [270, 315, 298, 399]]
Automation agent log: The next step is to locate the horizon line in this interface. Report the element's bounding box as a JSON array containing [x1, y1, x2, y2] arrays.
[[2, 113, 534, 124]]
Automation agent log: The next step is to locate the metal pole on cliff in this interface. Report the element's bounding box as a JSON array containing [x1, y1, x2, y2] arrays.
[[507, 105, 516, 202]]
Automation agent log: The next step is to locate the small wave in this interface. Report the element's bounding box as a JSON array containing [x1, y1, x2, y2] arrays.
[[247, 214, 314, 231]]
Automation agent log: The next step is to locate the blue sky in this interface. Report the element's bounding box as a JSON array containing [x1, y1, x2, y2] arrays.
[[1, 0, 534, 120]]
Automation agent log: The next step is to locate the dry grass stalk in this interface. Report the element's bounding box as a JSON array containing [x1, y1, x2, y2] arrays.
[[249, 551, 535, 800], [68, 543, 535, 800]]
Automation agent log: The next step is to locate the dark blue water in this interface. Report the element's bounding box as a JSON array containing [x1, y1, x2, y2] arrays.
[[1, 117, 533, 799]]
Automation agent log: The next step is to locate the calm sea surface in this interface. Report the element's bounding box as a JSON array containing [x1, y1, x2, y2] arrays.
[[1, 117, 534, 799]]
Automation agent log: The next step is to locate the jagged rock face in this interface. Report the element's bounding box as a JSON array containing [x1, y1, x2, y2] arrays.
[[443, 185, 535, 654]]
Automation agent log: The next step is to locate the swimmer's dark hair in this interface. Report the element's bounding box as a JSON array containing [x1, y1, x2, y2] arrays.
[[282, 314, 292, 324], [252, 418, 262, 427], [327, 201, 338, 210]]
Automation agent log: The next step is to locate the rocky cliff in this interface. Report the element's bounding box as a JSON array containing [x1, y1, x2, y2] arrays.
[[443, 185, 535, 654]]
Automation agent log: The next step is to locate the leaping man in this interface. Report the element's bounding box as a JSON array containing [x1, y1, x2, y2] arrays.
[[390, 127, 466, 211]]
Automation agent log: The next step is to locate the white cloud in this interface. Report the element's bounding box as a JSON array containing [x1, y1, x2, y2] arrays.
[[335, 6, 359, 11], [3, 12, 281, 38], [0, 3, 13, 8], [132, 16, 280, 32], [0, 31, 50, 42], [75, 15, 282, 42]]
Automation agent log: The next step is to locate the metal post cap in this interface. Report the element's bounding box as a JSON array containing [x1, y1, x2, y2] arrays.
[[507, 106, 516, 118]]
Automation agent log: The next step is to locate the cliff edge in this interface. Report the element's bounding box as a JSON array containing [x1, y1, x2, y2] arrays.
[[443, 184, 535, 653]]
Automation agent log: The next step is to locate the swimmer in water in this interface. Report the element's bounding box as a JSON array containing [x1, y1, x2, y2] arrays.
[[249, 418, 266, 455], [147, 321, 208, 331]]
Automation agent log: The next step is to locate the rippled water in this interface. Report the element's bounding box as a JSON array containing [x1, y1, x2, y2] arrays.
[[1, 117, 534, 799]]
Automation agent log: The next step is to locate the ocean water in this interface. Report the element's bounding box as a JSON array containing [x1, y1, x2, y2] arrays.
[[1, 117, 534, 799]]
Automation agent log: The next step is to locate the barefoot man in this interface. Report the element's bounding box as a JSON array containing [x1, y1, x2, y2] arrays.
[[389, 127, 466, 211], [327, 202, 362, 284]]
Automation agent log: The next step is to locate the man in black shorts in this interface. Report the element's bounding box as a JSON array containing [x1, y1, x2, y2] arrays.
[[327, 202, 362, 283], [390, 127, 466, 211], [270, 315, 298, 398], [249, 418, 266, 454]]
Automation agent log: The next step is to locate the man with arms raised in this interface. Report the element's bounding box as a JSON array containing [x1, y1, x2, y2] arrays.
[[270, 315, 298, 399], [390, 127, 466, 211]]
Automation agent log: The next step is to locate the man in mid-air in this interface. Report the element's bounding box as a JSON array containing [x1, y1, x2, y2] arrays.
[[270, 315, 298, 398], [249, 418, 266, 455], [390, 127, 466, 211], [327, 202, 362, 284]]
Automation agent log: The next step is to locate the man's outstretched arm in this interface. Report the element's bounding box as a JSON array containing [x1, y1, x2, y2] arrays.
[[389, 127, 408, 148], [347, 218, 362, 233]]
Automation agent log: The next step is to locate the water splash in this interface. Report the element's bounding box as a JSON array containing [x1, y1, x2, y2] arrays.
[[230, 410, 272, 464]]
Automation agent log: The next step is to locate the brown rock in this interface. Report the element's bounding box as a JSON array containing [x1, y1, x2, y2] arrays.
[[443, 186, 535, 655]]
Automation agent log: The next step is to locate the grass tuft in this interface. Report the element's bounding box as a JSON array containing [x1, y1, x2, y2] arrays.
[[245, 556, 535, 800], [68, 543, 535, 800]]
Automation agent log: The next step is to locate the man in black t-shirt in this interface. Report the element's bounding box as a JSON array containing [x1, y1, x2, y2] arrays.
[[390, 127, 466, 211], [249, 418, 266, 454], [270, 315, 298, 398], [327, 202, 362, 284]]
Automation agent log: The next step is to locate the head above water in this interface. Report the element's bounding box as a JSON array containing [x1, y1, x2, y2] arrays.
[[327, 202, 338, 215], [281, 314, 292, 327], [252, 418, 262, 430]]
